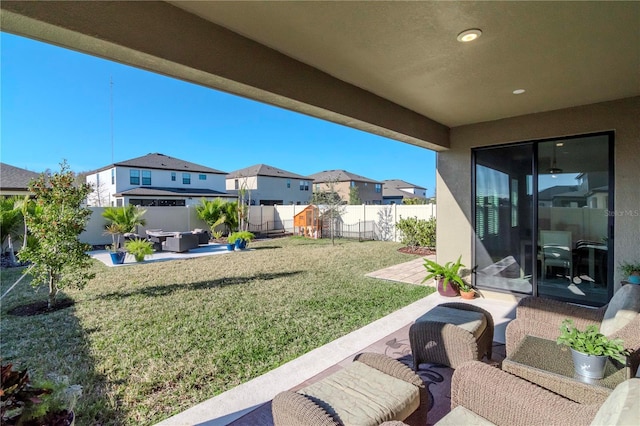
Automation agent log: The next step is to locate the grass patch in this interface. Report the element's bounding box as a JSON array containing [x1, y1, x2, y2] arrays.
[[1, 237, 432, 425]]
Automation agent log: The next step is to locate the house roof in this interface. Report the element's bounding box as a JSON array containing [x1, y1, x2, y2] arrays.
[[383, 179, 426, 191], [226, 164, 309, 179], [0, 163, 41, 191], [382, 187, 427, 200], [92, 153, 226, 175], [538, 185, 578, 201], [115, 186, 234, 198], [307, 170, 379, 184]]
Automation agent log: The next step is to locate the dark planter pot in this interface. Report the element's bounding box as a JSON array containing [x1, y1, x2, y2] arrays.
[[570, 348, 608, 380], [109, 251, 126, 265], [226, 243, 235, 251], [437, 278, 460, 297]]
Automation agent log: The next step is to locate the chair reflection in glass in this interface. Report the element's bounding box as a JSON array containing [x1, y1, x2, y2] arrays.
[[540, 230, 573, 282]]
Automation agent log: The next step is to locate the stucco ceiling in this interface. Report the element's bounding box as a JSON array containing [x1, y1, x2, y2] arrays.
[[170, 1, 640, 127]]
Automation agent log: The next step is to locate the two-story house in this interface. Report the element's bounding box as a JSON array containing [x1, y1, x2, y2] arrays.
[[225, 164, 312, 206], [382, 179, 428, 204], [308, 170, 383, 205], [86, 153, 233, 207], [0, 163, 40, 198]]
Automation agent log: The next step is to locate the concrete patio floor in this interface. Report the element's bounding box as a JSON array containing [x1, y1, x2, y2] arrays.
[[156, 255, 518, 426], [89, 243, 235, 267]]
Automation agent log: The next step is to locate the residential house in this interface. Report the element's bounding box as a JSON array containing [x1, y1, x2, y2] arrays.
[[86, 153, 232, 207], [382, 179, 427, 204], [5, 1, 638, 306], [0, 163, 40, 198], [225, 164, 312, 205], [308, 170, 382, 205]]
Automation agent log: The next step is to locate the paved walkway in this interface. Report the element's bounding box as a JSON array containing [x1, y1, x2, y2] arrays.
[[156, 256, 517, 426]]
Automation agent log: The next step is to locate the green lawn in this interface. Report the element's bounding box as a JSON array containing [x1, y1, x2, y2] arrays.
[[0, 237, 432, 425]]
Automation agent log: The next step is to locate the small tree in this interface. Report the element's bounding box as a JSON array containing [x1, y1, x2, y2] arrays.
[[18, 161, 95, 308], [349, 186, 361, 205], [311, 180, 346, 245], [196, 198, 228, 235]]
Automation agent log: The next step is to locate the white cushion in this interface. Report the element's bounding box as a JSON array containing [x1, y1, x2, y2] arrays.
[[590, 379, 640, 426], [600, 285, 640, 336]]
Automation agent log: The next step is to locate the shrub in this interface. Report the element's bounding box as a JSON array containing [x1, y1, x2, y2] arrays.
[[396, 216, 436, 248]]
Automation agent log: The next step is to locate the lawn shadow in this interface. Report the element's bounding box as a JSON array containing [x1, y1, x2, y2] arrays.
[[98, 271, 304, 300], [250, 245, 282, 251]]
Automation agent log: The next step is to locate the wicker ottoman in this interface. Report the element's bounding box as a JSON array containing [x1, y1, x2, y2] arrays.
[[409, 302, 494, 369]]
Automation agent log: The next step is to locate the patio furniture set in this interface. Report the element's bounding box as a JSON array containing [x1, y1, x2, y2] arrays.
[[272, 284, 640, 425], [145, 229, 210, 253]]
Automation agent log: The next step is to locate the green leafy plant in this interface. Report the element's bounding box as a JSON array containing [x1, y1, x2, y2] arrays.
[[17, 161, 95, 308], [557, 319, 629, 363], [1, 363, 81, 426], [124, 238, 154, 262], [102, 205, 147, 250], [618, 261, 640, 277], [396, 216, 436, 248], [195, 198, 229, 235], [211, 230, 223, 240], [227, 231, 255, 244], [421, 255, 465, 291]]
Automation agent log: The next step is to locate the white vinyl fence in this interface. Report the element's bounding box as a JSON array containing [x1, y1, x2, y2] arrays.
[[80, 204, 436, 245]]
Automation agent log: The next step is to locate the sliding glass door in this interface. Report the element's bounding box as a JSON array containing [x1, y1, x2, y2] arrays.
[[473, 133, 613, 306]]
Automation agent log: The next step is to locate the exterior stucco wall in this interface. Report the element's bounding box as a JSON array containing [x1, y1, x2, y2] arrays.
[[437, 97, 640, 293]]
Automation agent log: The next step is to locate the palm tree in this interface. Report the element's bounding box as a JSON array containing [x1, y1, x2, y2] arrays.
[[0, 197, 23, 265], [102, 205, 147, 249], [195, 198, 227, 234], [222, 201, 239, 234]]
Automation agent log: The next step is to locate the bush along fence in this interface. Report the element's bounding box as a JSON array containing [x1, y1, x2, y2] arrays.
[[80, 204, 435, 245]]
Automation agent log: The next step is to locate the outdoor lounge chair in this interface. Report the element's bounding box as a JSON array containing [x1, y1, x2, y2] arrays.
[[271, 353, 427, 426], [434, 361, 640, 426], [161, 232, 199, 253], [506, 284, 640, 376]]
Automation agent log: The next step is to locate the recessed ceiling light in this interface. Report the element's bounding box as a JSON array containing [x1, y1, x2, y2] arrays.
[[512, 89, 526, 95], [456, 29, 482, 43]]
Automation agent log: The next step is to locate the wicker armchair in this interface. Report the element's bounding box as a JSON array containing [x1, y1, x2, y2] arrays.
[[506, 284, 640, 375], [435, 361, 639, 426], [272, 353, 428, 426]]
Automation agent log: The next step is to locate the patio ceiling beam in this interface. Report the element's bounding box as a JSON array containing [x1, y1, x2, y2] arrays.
[[1, 1, 450, 151]]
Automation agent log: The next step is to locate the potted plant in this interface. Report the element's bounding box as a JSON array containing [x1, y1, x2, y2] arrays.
[[103, 223, 126, 265], [227, 231, 255, 250], [556, 319, 629, 380], [457, 280, 478, 300], [618, 261, 640, 284], [421, 255, 464, 297], [124, 238, 154, 262], [1, 363, 82, 426]]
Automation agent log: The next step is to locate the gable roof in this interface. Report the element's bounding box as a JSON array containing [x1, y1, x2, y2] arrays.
[[307, 169, 379, 184], [0, 163, 41, 191], [227, 164, 309, 179], [383, 179, 426, 190], [92, 153, 226, 174]]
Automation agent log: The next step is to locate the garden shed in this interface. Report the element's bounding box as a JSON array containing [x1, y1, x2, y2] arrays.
[[294, 205, 321, 239]]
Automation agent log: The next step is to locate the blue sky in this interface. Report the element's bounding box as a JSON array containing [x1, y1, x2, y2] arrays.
[[1, 33, 436, 195]]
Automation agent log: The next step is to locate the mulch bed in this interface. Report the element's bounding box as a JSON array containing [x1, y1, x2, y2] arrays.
[[398, 246, 436, 256], [8, 299, 75, 317]]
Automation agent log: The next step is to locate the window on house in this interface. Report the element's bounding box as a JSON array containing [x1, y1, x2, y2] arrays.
[[299, 180, 309, 191], [304, 181, 310, 191], [130, 169, 140, 185], [199, 174, 206, 180], [364, 182, 368, 187], [183, 173, 191, 184], [375, 183, 382, 193], [171, 172, 176, 182], [142, 170, 151, 186], [111, 169, 114, 184], [350, 181, 355, 187], [287, 179, 291, 188], [234, 179, 239, 190]]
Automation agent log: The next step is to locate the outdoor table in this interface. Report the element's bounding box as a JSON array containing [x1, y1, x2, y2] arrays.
[[502, 335, 629, 404]]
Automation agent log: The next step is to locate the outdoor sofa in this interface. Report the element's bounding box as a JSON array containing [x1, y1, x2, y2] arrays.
[[506, 284, 640, 378], [161, 232, 199, 253], [434, 360, 639, 426]]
